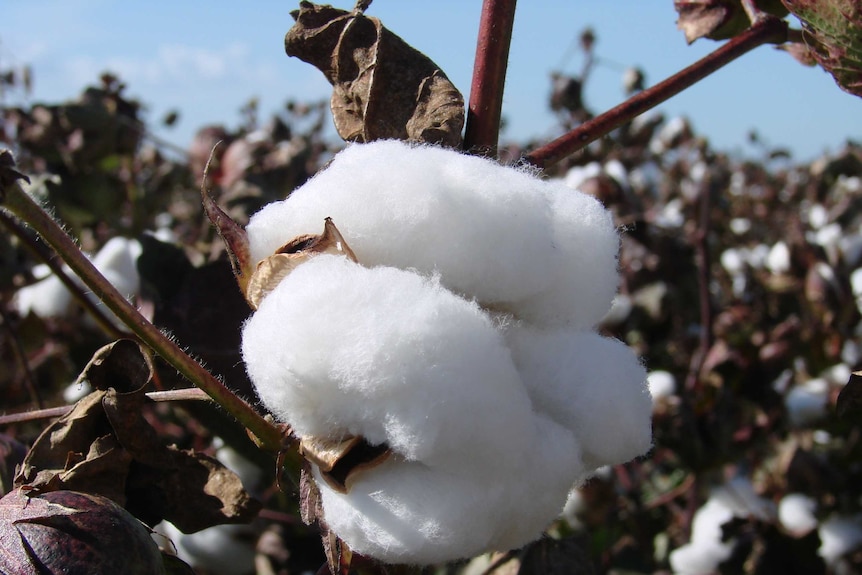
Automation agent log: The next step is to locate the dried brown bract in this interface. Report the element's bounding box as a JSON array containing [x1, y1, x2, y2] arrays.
[[285, 1, 464, 147]]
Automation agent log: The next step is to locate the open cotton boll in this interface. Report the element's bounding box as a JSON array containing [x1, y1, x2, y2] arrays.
[[669, 496, 736, 574], [245, 140, 619, 328], [778, 493, 818, 534], [818, 515, 862, 566], [156, 521, 255, 575], [508, 187, 619, 328], [242, 255, 534, 471], [505, 324, 652, 470], [14, 274, 74, 317], [316, 414, 583, 564], [785, 378, 830, 427]]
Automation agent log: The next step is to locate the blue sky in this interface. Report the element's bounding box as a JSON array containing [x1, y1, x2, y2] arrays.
[[3, 1, 859, 162]]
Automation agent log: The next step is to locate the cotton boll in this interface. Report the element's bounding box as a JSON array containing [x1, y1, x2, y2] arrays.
[[818, 515, 862, 566], [669, 537, 733, 575], [245, 141, 619, 328], [647, 370, 676, 404], [157, 521, 255, 575], [505, 325, 652, 470], [246, 140, 556, 308], [767, 241, 791, 275], [242, 255, 535, 472], [669, 498, 735, 574], [710, 477, 774, 522], [721, 248, 746, 276], [601, 293, 633, 327], [63, 380, 93, 403], [316, 414, 583, 564], [14, 274, 73, 317], [785, 378, 830, 427], [563, 162, 602, 190], [778, 493, 818, 534], [509, 186, 619, 328]]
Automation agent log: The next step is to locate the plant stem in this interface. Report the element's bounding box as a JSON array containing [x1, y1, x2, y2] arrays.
[[463, 0, 517, 157], [0, 181, 284, 452], [524, 17, 788, 169], [0, 388, 211, 426]]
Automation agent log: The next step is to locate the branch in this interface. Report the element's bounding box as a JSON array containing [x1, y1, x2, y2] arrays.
[[463, 0, 518, 157], [0, 169, 283, 453], [524, 17, 788, 169], [0, 388, 211, 426]]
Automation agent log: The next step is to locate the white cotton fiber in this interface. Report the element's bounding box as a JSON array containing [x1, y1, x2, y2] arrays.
[[245, 140, 619, 328], [819, 515, 862, 566], [778, 493, 818, 534], [316, 413, 583, 564], [242, 255, 535, 471], [240, 141, 649, 564], [504, 324, 652, 470]]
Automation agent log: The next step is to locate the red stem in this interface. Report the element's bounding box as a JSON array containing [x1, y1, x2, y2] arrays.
[[524, 17, 788, 169], [463, 0, 518, 157]]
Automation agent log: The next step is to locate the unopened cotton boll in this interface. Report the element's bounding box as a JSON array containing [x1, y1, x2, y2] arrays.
[[245, 140, 619, 329], [242, 255, 535, 471], [504, 324, 652, 470]]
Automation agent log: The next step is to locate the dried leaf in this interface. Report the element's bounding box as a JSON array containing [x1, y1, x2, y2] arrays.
[[783, 0, 862, 96], [201, 144, 255, 299], [285, 1, 464, 147], [299, 465, 322, 526], [14, 358, 260, 532], [837, 370, 862, 419], [675, 0, 751, 43], [246, 218, 357, 309], [674, 0, 788, 43], [776, 41, 819, 66], [75, 339, 153, 393]]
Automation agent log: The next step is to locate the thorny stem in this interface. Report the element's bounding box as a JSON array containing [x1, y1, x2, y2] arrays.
[[0, 180, 284, 453], [0, 388, 211, 426], [524, 16, 788, 169], [0, 210, 128, 340], [463, 0, 517, 157]]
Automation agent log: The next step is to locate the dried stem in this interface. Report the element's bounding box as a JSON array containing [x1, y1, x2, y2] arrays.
[[0, 387, 211, 426], [524, 17, 788, 169], [463, 0, 518, 157], [0, 209, 129, 340], [0, 180, 284, 452], [685, 177, 715, 393]]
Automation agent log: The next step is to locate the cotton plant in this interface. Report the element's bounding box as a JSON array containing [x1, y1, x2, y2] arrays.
[[238, 139, 653, 563]]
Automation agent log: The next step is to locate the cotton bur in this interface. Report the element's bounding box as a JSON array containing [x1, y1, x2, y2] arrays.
[[240, 140, 653, 563]]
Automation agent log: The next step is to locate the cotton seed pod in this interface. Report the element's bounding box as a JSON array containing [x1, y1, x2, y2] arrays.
[[0, 489, 166, 575], [246, 217, 356, 309]]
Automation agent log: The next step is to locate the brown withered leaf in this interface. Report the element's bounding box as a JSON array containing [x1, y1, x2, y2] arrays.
[[15, 341, 259, 531], [246, 218, 357, 309], [776, 41, 818, 66], [674, 0, 788, 43], [675, 0, 751, 43], [837, 370, 862, 420], [285, 1, 464, 147], [201, 143, 255, 299], [75, 338, 153, 393]]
